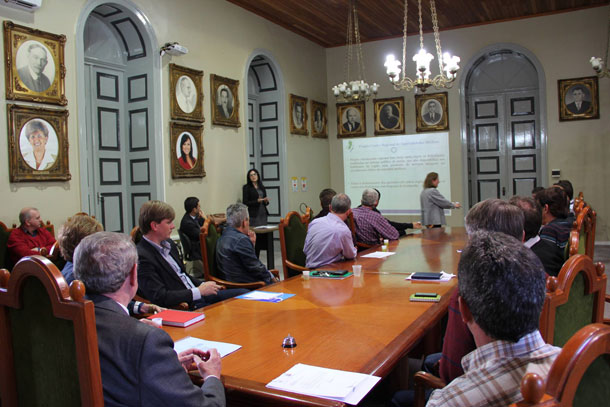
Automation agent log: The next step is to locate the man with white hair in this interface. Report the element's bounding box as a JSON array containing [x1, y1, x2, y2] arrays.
[[351, 188, 399, 246], [74, 232, 225, 406], [216, 203, 276, 284]]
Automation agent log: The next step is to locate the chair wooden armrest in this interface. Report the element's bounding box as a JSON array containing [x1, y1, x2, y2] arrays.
[[133, 294, 189, 312], [210, 275, 265, 290], [285, 260, 309, 273], [269, 269, 280, 278], [413, 371, 446, 407]]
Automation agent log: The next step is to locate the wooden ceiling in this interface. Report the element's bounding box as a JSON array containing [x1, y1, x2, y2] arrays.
[[227, 0, 609, 47]]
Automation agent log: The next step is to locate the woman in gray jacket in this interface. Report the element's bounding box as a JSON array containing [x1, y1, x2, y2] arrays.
[[420, 172, 461, 227]]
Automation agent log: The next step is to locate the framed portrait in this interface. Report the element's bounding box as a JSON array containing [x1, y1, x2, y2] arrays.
[[311, 100, 327, 138], [7, 104, 70, 182], [170, 122, 205, 179], [558, 76, 599, 121], [374, 97, 405, 135], [415, 92, 448, 132], [211, 74, 240, 127], [337, 101, 366, 138], [290, 94, 308, 135], [3, 21, 67, 106], [169, 63, 204, 122]]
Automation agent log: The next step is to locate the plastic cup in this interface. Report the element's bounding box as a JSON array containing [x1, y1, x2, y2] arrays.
[[381, 245, 388, 252], [302, 270, 310, 280], [383, 239, 389, 246], [152, 318, 163, 327], [352, 265, 362, 277]]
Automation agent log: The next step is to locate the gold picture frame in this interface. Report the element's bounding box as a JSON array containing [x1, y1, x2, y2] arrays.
[[290, 94, 308, 135], [311, 100, 327, 138], [7, 104, 70, 182], [415, 92, 448, 132], [170, 122, 205, 179], [337, 101, 366, 138], [374, 97, 405, 135], [3, 21, 67, 106], [558, 76, 599, 121], [211, 74, 241, 127], [169, 63, 204, 123]]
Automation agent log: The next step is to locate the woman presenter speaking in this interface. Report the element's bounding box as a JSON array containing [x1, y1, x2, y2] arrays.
[[420, 172, 461, 228]]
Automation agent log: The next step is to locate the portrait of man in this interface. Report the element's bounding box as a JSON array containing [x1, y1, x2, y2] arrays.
[[380, 103, 400, 129], [175, 75, 197, 114], [313, 108, 324, 133], [293, 103, 304, 129], [16, 41, 54, 93], [422, 100, 442, 125], [342, 107, 361, 132], [19, 119, 58, 171], [217, 85, 234, 119], [565, 85, 591, 115]]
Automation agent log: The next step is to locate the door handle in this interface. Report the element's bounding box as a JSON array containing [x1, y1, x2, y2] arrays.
[[502, 187, 506, 196], [97, 192, 105, 204]]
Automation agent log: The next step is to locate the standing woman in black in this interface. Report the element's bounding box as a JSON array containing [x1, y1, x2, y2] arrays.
[[242, 168, 270, 256]]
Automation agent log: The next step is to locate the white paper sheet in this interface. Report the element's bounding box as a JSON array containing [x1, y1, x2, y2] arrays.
[[361, 251, 396, 258], [173, 336, 241, 358], [405, 271, 455, 282], [238, 291, 283, 301], [267, 363, 381, 405]]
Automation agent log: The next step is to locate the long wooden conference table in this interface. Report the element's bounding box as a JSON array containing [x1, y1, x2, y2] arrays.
[[164, 227, 467, 406]]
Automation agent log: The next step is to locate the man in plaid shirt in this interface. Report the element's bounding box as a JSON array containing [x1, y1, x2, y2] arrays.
[[426, 231, 560, 407], [351, 188, 399, 245]]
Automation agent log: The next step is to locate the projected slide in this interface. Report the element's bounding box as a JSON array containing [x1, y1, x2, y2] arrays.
[[343, 133, 451, 215]]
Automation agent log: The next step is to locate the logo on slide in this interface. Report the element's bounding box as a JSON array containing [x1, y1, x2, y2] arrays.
[[347, 141, 353, 152]]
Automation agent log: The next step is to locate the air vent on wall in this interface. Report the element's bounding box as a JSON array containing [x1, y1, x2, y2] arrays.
[[2, 0, 42, 12]]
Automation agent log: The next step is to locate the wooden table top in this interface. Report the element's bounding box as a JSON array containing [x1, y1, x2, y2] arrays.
[[164, 227, 467, 406]]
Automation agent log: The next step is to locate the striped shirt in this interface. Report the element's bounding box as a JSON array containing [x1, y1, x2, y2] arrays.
[[427, 330, 560, 407], [352, 206, 399, 245]]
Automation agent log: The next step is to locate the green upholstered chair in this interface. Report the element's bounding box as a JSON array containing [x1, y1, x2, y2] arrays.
[[568, 205, 596, 259], [279, 210, 311, 278], [0, 221, 11, 270], [539, 254, 606, 347], [200, 217, 266, 289], [0, 256, 103, 406], [512, 324, 610, 407]]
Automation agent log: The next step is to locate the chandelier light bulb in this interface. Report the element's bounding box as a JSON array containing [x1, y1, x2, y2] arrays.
[[413, 48, 434, 73]]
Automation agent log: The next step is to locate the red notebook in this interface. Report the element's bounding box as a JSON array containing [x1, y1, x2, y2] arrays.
[[147, 309, 205, 327]]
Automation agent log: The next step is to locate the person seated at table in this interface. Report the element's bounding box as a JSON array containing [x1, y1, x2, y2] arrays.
[[313, 188, 336, 220], [535, 186, 571, 250], [7, 207, 56, 267], [369, 188, 421, 236], [509, 196, 565, 277], [304, 193, 357, 269], [553, 179, 575, 225], [425, 231, 560, 407], [179, 196, 206, 279], [136, 200, 247, 309], [73, 232, 226, 407], [352, 188, 399, 245], [216, 203, 276, 285], [57, 213, 104, 285]]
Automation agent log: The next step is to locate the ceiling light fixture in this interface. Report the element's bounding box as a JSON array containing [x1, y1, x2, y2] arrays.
[[590, 7, 609, 79]]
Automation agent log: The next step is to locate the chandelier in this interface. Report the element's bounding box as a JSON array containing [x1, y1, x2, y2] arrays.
[[384, 0, 460, 93], [332, 0, 379, 102], [590, 6, 609, 78]]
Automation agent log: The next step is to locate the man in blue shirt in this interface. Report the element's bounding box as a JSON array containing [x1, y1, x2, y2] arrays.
[[216, 203, 276, 285]]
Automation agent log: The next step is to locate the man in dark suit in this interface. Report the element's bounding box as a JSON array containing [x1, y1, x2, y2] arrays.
[[136, 200, 247, 309], [342, 107, 360, 132], [380, 104, 399, 129], [180, 196, 205, 278], [565, 85, 591, 115], [218, 87, 233, 118], [422, 100, 441, 125], [17, 43, 52, 92], [73, 231, 225, 407]]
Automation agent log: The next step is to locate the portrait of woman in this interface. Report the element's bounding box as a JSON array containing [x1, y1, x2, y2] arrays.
[[420, 172, 461, 227], [19, 118, 58, 171], [176, 132, 197, 170]]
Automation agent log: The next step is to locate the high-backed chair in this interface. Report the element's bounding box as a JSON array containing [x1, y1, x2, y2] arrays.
[[279, 210, 311, 278], [568, 205, 596, 258], [347, 212, 374, 251], [0, 221, 10, 269], [200, 217, 266, 290], [539, 254, 606, 347], [129, 226, 143, 245], [512, 323, 610, 407], [0, 256, 104, 406]]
